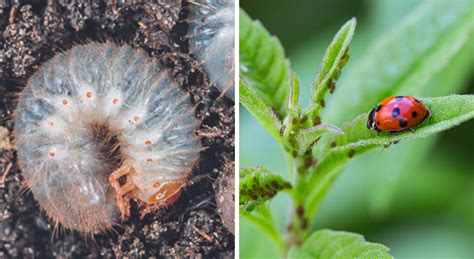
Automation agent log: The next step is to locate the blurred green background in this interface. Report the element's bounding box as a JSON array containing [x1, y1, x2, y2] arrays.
[[240, 0, 474, 258]]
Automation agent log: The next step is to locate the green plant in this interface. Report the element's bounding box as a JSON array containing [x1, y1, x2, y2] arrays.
[[239, 0, 473, 257]]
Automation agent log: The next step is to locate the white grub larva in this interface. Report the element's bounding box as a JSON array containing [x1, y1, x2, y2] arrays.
[[14, 43, 202, 234], [188, 0, 235, 100]]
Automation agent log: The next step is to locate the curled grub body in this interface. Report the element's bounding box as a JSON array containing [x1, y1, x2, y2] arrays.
[[188, 0, 235, 99], [15, 43, 202, 234]]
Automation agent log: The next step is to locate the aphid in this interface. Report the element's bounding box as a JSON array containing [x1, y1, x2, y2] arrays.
[[188, 0, 235, 100], [14, 43, 202, 234], [367, 96, 430, 133]]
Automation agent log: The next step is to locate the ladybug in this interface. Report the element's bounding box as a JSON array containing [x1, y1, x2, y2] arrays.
[[367, 96, 430, 133]]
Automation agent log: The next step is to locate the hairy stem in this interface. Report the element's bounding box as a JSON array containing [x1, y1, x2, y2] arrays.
[[286, 153, 310, 249]]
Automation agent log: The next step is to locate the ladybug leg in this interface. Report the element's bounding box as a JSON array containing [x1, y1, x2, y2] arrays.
[[389, 130, 399, 135], [383, 140, 400, 148]]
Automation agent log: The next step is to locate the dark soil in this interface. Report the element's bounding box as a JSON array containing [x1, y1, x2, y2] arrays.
[[0, 1, 234, 258]]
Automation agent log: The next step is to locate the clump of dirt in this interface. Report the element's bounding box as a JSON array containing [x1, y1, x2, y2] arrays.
[[214, 158, 235, 235], [0, 1, 234, 258]]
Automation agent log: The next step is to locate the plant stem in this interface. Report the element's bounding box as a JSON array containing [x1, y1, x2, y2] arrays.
[[305, 168, 343, 223], [286, 154, 309, 249]]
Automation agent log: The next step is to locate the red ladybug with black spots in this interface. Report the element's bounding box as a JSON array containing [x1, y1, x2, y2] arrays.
[[367, 96, 430, 133]]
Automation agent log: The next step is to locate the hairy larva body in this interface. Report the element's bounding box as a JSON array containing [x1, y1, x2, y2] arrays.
[[188, 0, 235, 99], [15, 43, 201, 234]]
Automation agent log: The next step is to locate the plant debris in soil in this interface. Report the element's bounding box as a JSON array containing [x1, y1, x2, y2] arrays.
[[0, 1, 234, 258]]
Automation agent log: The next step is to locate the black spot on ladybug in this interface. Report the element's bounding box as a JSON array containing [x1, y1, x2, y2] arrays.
[[375, 105, 382, 112], [391, 107, 400, 118], [348, 149, 355, 158], [376, 121, 380, 125], [399, 119, 407, 128], [415, 98, 421, 103], [395, 96, 404, 100], [412, 111, 417, 118]]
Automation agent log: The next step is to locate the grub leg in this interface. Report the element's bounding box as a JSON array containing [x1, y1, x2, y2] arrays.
[[109, 166, 136, 220]]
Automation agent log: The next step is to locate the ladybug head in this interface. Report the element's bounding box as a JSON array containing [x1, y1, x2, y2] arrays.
[[367, 107, 378, 131]]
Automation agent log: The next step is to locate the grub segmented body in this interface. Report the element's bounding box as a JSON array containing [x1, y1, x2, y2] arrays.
[[15, 43, 202, 233], [188, 0, 235, 99]]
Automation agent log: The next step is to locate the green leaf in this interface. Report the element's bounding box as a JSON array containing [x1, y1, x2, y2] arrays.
[[282, 73, 302, 150], [288, 229, 392, 259], [331, 95, 474, 154], [240, 8, 291, 116], [325, 0, 474, 124], [240, 167, 292, 214], [296, 124, 343, 154], [240, 80, 283, 144], [288, 72, 300, 111], [307, 18, 356, 120], [306, 95, 474, 218], [241, 205, 287, 255]]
